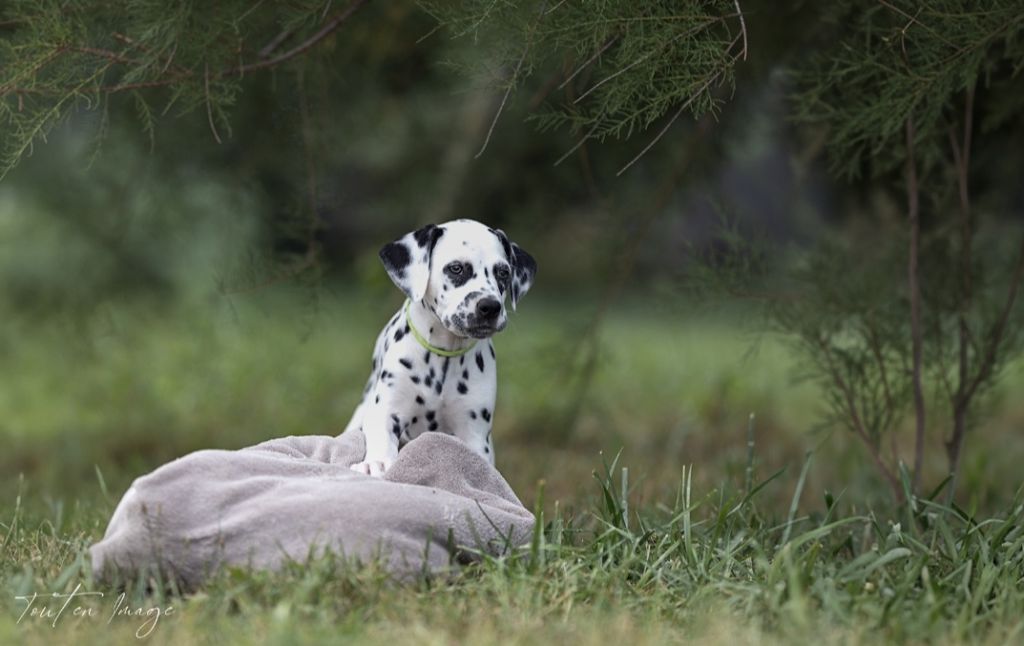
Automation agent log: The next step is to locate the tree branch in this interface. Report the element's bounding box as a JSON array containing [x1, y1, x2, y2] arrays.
[[946, 83, 975, 501], [3, 0, 371, 97], [733, 0, 748, 61], [961, 237, 1024, 406], [233, 0, 371, 75], [862, 319, 899, 464], [616, 32, 742, 176], [557, 34, 618, 92], [818, 337, 903, 501], [906, 117, 927, 494]]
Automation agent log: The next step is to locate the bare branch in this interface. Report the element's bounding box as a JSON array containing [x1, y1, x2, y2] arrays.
[[574, 16, 721, 105], [906, 117, 927, 493], [962, 238, 1024, 405], [819, 337, 903, 501], [112, 32, 189, 76], [552, 119, 601, 167], [475, 1, 550, 158], [733, 0, 748, 61], [616, 34, 741, 176], [475, 45, 528, 159], [615, 68, 717, 176], [204, 63, 222, 144], [557, 34, 618, 91], [234, 0, 371, 75], [258, 28, 295, 59], [862, 320, 899, 464]]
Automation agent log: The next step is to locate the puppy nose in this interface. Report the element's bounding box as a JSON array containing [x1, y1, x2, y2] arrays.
[[476, 298, 502, 320]]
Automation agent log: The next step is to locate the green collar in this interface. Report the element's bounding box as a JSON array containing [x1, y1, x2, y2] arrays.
[[404, 300, 478, 358]]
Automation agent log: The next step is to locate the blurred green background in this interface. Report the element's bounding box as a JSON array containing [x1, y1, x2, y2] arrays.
[[2, 0, 1023, 518]]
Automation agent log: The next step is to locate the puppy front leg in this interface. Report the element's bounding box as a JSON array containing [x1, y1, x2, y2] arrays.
[[350, 396, 399, 477]]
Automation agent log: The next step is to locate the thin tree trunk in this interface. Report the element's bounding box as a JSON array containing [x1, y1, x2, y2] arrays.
[[906, 118, 927, 494], [946, 86, 974, 502]]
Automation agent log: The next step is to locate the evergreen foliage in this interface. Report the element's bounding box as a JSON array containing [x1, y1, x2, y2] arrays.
[[0, 0, 747, 178], [420, 0, 746, 169], [791, 0, 1024, 180], [695, 0, 1024, 501]]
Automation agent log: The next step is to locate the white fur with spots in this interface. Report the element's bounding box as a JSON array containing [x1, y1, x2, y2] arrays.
[[345, 219, 536, 477]]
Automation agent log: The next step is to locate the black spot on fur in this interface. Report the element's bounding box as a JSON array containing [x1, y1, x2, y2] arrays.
[[462, 369, 469, 380], [374, 395, 379, 404], [411, 416, 418, 424], [481, 408, 491, 422], [415, 395, 425, 404], [447, 262, 474, 288], [469, 410, 477, 419], [424, 351, 431, 363], [424, 376, 433, 387], [489, 344, 496, 359], [435, 381, 443, 394], [441, 357, 451, 379], [457, 382, 468, 394], [493, 228, 513, 262], [399, 358, 413, 369], [513, 244, 537, 283], [379, 242, 410, 275], [394, 329, 406, 342], [476, 352, 485, 372], [411, 375, 421, 384], [426, 411, 436, 421], [428, 421, 439, 431], [413, 224, 444, 249]]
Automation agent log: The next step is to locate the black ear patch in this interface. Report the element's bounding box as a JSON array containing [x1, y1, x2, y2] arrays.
[[414, 224, 445, 250], [512, 245, 537, 283], [491, 228, 513, 262], [380, 242, 412, 277], [379, 223, 446, 301], [491, 227, 536, 309], [509, 242, 536, 309]]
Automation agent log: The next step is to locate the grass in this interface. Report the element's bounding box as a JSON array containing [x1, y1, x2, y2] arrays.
[[3, 287, 1024, 644]]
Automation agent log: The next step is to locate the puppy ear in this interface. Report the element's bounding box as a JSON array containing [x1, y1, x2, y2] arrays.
[[509, 242, 537, 310], [493, 229, 537, 311], [379, 224, 445, 302]]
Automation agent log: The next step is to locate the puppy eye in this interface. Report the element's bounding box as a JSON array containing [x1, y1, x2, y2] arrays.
[[445, 262, 464, 275], [495, 266, 510, 281]]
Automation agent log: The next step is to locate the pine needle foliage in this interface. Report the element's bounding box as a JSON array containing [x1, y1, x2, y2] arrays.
[[0, 0, 361, 178], [692, 0, 1024, 503], [0, 0, 747, 177], [418, 0, 747, 165], [790, 0, 1024, 180]]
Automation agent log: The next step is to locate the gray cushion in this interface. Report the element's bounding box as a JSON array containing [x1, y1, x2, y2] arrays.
[[90, 431, 535, 588]]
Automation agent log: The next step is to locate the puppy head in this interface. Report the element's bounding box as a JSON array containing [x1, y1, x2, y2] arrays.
[[379, 219, 537, 339]]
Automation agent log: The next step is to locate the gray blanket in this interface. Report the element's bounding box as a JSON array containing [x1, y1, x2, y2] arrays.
[[89, 431, 534, 588]]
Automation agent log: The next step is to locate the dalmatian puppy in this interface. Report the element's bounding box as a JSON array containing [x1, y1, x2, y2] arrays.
[[344, 219, 537, 477]]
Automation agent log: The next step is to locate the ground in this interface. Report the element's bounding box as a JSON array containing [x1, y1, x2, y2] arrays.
[[2, 288, 1023, 644]]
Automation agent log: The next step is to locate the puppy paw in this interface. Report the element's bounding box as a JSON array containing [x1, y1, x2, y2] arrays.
[[349, 459, 394, 478]]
